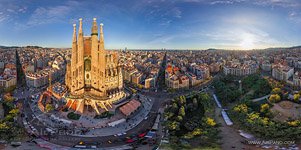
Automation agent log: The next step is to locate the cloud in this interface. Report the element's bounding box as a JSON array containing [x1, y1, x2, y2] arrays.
[[288, 11, 301, 23], [170, 7, 182, 18], [27, 6, 71, 26], [181, 0, 301, 8], [210, 1, 235, 5], [130, 0, 182, 27], [14, 0, 82, 30], [181, 0, 246, 4], [0, 15, 8, 23], [0, 0, 27, 23], [253, 0, 301, 8]]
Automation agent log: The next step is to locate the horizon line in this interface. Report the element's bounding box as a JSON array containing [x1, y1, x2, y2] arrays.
[[1, 44, 301, 51]]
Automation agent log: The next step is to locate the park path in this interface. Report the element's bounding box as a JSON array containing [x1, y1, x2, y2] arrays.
[[214, 106, 248, 150], [251, 94, 271, 102], [212, 92, 255, 150]]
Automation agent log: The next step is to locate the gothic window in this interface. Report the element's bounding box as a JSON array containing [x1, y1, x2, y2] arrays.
[[84, 59, 91, 71]]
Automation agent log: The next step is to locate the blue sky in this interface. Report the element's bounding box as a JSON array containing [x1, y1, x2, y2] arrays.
[[0, 0, 300, 50]]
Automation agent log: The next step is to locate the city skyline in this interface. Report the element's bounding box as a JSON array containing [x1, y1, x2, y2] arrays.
[[1, 2, 301, 147], [0, 0, 301, 50]]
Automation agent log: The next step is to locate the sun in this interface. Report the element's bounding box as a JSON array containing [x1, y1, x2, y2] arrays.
[[240, 34, 255, 50]]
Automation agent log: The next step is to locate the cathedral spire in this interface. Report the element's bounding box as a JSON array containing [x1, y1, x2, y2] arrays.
[[99, 23, 104, 50], [71, 23, 78, 93], [79, 18, 83, 36], [77, 18, 85, 89], [72, 24, 77, 42], [91, 18, 98, 36]]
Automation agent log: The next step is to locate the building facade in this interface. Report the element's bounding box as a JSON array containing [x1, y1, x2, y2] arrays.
[[0, 77, 16, 88], [272, 64, 294, 81], [65, 18, 125, 114], [293, 71, 301, 87], [223, 60, 258, 76], [261, 61, 272, 72]]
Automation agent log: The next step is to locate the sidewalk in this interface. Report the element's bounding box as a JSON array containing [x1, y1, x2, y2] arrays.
[[4, 142, 47, 150], [33, 138, 69, 150]]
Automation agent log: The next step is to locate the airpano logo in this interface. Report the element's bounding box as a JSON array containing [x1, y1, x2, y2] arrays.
[[247, 140, 295, 145]]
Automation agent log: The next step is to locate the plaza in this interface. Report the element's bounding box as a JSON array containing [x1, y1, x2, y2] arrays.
[[27, 92, 153, 137]]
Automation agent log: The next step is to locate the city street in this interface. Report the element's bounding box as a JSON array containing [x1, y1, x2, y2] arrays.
[[15, 77, 212, 149], [15, 86, 164, 148]]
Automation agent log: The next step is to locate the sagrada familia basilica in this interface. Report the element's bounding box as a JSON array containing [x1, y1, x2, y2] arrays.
[[65, 18, 125, 114]]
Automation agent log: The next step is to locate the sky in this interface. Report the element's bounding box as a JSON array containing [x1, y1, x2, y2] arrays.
[[0, 0, 300, 50]]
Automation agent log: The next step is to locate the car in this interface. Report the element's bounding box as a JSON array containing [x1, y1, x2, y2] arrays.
[[116, 133, 123, 136], [138, 132, 147, 138], [11, 142, 22, 147], [142, 141, 148, 145], [78, 141, 85, 145], [74, 145, 86, 148], [90, 145, 97, 149], [126, 139, 135, 143]]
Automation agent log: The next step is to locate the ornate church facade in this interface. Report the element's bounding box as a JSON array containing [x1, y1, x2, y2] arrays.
[[65, 18, 125, 114]]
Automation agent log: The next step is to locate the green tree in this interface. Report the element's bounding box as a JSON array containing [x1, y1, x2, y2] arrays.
[[233, 104, 248, 113], [192, 128, 202, 136], [271, 88, 281, 94], [178, 96, 186, 105], [9, 108, 19, 117], [164, 112, 174, 119], [179, 106, 185, 117], [293, 94, 300, 102], [269, 94, 281, 103], [206, 117, 217, 126], [171, 102, 178, 112], [183, 132, 194, 139], [4, 114, 14, 122], [167, 121, 180, 131], [260, 103, 270, 113], [176, 115, 183, 122], [45, 104, 54, 112], [0, 122, 9, 130], [192, 98, 198, 108]]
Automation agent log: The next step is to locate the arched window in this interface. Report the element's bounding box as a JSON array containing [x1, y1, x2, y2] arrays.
[[84, 58, 91, 71]]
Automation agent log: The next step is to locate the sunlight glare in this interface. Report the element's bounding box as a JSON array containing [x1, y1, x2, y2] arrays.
[[240, 34, 255, 50]]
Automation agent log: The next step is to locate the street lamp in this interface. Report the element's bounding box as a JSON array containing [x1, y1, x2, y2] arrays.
[[239, 80, 242, 92]]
